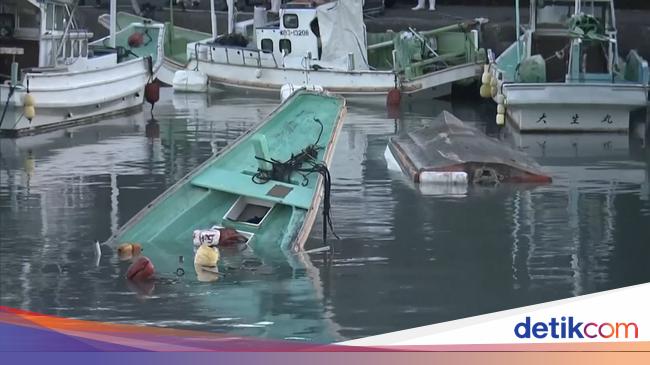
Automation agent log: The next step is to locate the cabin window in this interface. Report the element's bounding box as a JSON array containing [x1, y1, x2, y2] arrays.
[[279, 39, 292, 55], [261, 38, 273, 53], [17, 6, 39, 29], [80, 40, 88, 57], [283, 14, 299, 29], [72, 40, 80, 57], [310, 18, 320, 37]]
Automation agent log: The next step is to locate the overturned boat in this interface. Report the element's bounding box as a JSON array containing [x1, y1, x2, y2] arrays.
[[0, 0, 164, 136], [185, 0, 486, 96], [385, 111, 552, 186], [483, 0, 649, 132], [105, 90, 345, 265]]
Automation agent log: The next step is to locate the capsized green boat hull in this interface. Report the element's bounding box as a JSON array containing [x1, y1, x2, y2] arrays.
[[107, 91, 346, 273]]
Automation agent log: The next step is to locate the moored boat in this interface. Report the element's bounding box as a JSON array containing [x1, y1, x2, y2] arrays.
[[185, 0, 486, 96], [0, 0, 165, 136], [98, 11, 212, 86], [105, 90, 346, 266], [483, 0, 649, 132]]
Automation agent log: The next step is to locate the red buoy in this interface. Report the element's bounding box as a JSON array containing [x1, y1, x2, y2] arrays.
[[128, 32, 144, 48], [144, 82, 160, 109], [386, 88, 401, 107], [126, 256, 155, 281]]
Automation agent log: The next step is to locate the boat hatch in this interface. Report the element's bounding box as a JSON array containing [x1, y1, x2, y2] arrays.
[[224, 196, 275, 228]]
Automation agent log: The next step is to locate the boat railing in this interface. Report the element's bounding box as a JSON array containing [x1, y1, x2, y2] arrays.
[[198, 43, 278, 68]]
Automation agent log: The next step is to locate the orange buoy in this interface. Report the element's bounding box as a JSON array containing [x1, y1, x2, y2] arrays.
[[128, 32, 145, 48], [145, 82, 160, 110], [386, 88, 401, 107]]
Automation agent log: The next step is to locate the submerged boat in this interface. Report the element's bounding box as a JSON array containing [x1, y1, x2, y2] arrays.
[[484, 0, 649, 132], [106, 90, 346, 263], [0, 0, 164, 136], [184, 0, 486, 96], [385, 111, 552, 186], [98, 11, 212, 86]]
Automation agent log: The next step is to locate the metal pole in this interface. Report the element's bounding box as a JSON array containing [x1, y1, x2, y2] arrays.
[[210, 0, 218, 39], [515, 0, 521, 64], [109, 0, 116, 48], [227, 0, 235, 34], [169, 0, 175, 53]]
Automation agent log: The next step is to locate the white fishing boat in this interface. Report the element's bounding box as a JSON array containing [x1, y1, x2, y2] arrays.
[[184, 0, 486, 96], [482, 0, 649, 132], [0, 0, 164, 136]]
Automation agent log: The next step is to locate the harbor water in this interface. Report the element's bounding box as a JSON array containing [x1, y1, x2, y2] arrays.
[[1, 89, 649, 343]]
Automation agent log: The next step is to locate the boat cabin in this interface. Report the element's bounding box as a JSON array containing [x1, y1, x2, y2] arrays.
[[256, 3, 321, 62], [497, 0, 646, 85], [202, 0, 369, 71], [0, 0, 96, 84]]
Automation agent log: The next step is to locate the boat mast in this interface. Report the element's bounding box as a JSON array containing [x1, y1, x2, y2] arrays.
[[109, 0, 116, 48], [210, 0, 218, 39], [515, 0, 521, 64], [227, 0, 235, 34], [169, 0, 175, 50]]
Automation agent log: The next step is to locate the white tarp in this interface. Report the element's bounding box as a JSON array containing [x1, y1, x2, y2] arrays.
[[316, 0, 369, 70]]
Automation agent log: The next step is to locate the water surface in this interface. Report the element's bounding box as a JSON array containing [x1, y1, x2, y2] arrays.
[[1, 89, 649, 342]]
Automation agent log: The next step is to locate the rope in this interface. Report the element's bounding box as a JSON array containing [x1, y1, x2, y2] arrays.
[[251, 117, 339, 245], [0, 84, 16, 128]]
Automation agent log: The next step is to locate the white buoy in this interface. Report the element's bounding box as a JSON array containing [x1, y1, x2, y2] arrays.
[[280, 84, 324, 102], [173, 70, 208, 93], [419, 171, 469, 185]]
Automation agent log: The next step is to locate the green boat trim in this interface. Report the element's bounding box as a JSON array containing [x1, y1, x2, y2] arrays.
[[99, 12, 211, 65], [90, 20, 165, 68], [106, 91, 346, 274]]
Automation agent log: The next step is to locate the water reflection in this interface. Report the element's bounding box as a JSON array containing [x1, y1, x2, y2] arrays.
[[1, 89, 649, 342]]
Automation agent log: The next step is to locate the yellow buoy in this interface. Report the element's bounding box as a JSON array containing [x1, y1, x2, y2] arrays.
[[117, 243, 143, 261], [481, 72, 491, 85], [490, 77, 497, 87], [491, 86, 498, 98], [24, 106, 35, 121], [496, 113, 505, 126], [194, 244, 220, 269], [479, 84, 491, 98], [23, 93, 36, 121], [497, 104, 506, 114], [23, 93, 35, 106], [495, 94, 505, 105]]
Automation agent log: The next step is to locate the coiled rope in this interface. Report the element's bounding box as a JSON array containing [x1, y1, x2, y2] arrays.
[[252, 117, 339, 245]]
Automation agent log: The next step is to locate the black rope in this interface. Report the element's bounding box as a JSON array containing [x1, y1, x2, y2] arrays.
[[0, 84, 16, 127], [251, 117, 339, 245]]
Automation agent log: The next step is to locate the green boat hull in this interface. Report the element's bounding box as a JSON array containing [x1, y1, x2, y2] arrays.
[[107, 91, 346, 275]]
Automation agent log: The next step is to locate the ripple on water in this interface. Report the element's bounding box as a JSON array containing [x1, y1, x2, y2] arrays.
[[1, 90, 649, 342]]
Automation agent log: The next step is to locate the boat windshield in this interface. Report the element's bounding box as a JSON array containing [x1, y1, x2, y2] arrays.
[[536, 1, 612, 30]]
